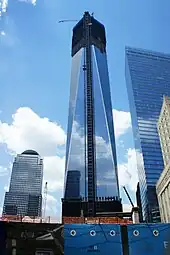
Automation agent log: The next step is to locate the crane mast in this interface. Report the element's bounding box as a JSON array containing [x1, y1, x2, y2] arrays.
[[123, 186, 134, 208], [43, 182, 48, 220]]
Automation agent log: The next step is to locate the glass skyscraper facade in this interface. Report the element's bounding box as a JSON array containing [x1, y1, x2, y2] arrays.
[[125, 47, 170, 222], [3, 150, 43, 217], [63, 12, 121, 217]]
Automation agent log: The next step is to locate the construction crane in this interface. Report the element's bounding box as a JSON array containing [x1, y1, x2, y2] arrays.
[[58, 13, 94, 24], [58, 19, 78, 23], [123, 186, 140, 223], [43, 182, 48, 220], [123, 186, 134, 208]]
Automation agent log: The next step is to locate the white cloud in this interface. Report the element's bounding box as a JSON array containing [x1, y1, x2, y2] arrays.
[[0, 0, 35, 40], [44, 194, 57, 214], [113, 109, 131, 139], [0, 107, 66, 156], [0, 107, 66, 193], [18, 0, 36, 5], [42, 193, 61, 222], [0, 165, 8, 177], [0, 31, 5, 36], [123, 203, 132, 212], [0, 0, 8, 16], [118, 148, 138, 191], [66, 121, 119, 196], [43, 156, 65, 192], [69, 121, 114, 164], [4, 185, 8, 191]]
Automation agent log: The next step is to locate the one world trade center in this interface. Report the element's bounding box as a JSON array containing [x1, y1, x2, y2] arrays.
[[62, 12, 122, 218]]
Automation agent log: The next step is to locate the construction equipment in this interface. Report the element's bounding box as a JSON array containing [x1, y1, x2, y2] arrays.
[[123, 186, 140, 223], [43, 182, 48, 220], [58, 19, 78, 23], [58, 12, 94, 24], [123, 186, 134, 208]]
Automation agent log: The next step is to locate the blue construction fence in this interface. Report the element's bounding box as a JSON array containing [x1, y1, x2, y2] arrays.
[[64, 223, 170, 255]]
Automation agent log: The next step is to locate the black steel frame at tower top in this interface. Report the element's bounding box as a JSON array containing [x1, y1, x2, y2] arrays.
[[83, 12, 96, 217]]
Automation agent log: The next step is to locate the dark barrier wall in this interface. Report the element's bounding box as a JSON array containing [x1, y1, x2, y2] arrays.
[[0, 222, 6, 254], [0, 221, 62, 254]]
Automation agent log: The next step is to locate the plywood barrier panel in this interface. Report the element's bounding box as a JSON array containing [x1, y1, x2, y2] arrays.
[[64, 223, 122, 255], [127, 224, 170, 255]]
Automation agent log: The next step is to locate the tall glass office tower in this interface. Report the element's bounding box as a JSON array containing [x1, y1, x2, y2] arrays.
[[3, 150, 43, 217], [125, 47, 170, 222], [62, 12, 122, 217]]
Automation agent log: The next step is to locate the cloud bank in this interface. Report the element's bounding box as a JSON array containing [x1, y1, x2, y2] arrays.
[[0, 107, 135, 216]]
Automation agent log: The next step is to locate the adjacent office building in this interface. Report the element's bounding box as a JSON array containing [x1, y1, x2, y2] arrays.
[[3, 150, 43, 217], [63, 12, 122, 217], [125, 47, 170, 222], [156, 96, 170, 223]]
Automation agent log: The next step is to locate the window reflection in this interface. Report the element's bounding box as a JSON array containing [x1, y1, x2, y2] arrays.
[[125, 47, 170, 220], [92, 46, 118, 197], [64, 46, 119, 199]]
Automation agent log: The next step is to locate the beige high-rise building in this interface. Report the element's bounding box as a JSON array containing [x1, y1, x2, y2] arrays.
[[156, 96, 170, 223]]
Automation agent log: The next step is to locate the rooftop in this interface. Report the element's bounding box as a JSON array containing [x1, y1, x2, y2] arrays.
[[22, 150, 39, 156]]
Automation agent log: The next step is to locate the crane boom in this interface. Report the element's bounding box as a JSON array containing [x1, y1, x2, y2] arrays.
[[58, 19, 78, 23], [123, 186, 134, 208]]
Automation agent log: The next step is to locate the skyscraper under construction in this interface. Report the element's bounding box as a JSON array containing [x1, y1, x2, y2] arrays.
[[62, 12, 122, 217]]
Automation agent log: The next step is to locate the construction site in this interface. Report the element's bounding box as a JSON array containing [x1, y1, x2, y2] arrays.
[[0, 10, 170, 255]]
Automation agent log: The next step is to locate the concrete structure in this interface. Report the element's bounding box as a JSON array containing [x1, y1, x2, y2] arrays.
[[157, 96, 170, 166], [157, 96, 170, 222]]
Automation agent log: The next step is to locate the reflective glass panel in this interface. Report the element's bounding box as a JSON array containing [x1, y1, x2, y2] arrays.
[[64, 46, 119, 199], [125, 47, 170, 221]]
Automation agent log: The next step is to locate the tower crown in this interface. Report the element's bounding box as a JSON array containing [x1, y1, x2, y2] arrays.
[[72, 12, 106, 56]]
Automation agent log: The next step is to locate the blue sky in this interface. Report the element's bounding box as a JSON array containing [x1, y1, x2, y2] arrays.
[[0, 0, 170, 221]]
